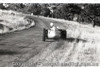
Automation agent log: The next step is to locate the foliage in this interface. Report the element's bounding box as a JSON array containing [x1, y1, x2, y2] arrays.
[[40, 7, 51, 17], [53, 4, 82, 20], [27, 4, 42, 15], [0, 4, 6, 9], [7, 3, 25, 11], [1, 3, 100, 26]]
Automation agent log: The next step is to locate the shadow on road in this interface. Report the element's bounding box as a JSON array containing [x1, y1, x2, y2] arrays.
[[0, 49, 19, 55], [66, 37, 87, 43], [55, 40, 64, 49], [44, 39, 55, 42]]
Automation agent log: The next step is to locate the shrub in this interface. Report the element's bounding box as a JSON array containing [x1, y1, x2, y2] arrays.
[[27, 4, 42, 15]]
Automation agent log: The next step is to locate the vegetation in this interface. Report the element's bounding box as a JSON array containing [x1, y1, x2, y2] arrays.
[[1, 3, 100, 27]]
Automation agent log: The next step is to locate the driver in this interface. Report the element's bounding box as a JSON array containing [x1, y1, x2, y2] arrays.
[[48, 22, 56, 38]]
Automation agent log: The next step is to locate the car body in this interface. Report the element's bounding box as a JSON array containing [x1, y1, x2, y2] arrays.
[[42, 28, 67, 41]]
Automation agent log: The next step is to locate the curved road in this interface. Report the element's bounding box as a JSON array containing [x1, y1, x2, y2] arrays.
[[0, 15, 67, 67]]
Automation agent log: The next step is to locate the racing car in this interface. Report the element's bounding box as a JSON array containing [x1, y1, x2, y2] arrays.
[[42, 28, 67, 41]]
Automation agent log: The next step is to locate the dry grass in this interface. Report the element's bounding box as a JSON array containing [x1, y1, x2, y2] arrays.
[[0, 10, 35, 34], [28, 16, 100, 67]]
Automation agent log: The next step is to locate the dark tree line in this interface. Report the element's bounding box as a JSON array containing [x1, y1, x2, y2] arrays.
[[1, 3, 100, 27]]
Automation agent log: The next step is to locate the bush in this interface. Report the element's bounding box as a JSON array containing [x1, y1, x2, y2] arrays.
[[52, 4, 82, 20], [27, 4, 42, 15], [3, 3, 100, 27], [0, 4, 6, 9], [40, 7, 51, 17]]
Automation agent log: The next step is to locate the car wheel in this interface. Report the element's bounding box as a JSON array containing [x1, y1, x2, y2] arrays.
[[61, 30, 67, 40], [43, 28, 46, 41]]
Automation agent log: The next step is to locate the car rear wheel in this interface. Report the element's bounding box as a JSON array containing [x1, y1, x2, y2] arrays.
[[59, 29, 67, 40]]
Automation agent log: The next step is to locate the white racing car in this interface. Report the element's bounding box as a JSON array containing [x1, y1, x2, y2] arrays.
[[42, 28, 67, 41]]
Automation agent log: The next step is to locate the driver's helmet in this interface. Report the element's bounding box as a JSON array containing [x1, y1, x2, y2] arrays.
[[50, 22, 54, 27]]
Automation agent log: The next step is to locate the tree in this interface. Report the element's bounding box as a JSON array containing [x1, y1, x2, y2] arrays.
[[27, 4, 42, 15], [0, 3, 6, 9], [52, 4, 82, 20], [41, 7, 51, 17]]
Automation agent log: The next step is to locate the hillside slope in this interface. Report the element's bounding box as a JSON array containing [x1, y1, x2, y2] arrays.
[[20, 16, 100, 67], [0, 10, 35, 34], [0, 12, 99, 67]]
